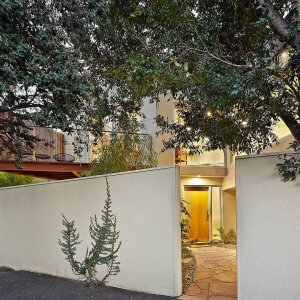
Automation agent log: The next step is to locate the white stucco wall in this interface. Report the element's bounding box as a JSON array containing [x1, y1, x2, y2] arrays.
[[0, 167, 181, 297], [236, 153, 300, 299]]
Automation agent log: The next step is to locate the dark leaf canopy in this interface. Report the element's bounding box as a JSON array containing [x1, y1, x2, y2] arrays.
[[1, 0, 299, 158], [57, 0, 299, 154]]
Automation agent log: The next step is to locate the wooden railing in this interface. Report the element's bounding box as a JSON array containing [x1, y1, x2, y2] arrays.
[[1, 128, 152, 165]]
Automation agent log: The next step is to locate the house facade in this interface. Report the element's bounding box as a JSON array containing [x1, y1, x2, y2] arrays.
[[141, 93, 293, 243]]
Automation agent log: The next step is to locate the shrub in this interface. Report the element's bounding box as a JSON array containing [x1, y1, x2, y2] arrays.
[[0, 172, 43, 187], [85, 132, 156, 176], [214, 227, 236, 245]]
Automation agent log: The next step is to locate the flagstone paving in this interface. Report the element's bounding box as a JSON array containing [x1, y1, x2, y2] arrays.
[[179, 246, 237, 300]]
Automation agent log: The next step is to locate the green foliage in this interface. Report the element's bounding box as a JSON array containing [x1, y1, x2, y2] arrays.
[[214, 227, 236, 245], [3, 1, 300, 175], [0, 0, 92, 160], [86, 132, 156, 176], [59, 178, 121, 287], [1, 0, 140, 161], [55, 1, 300, 156], [181, 198, 191, 259], [0, 172, 42, 187], [277, 141, 300, 181], [181, 198, 195, 292]]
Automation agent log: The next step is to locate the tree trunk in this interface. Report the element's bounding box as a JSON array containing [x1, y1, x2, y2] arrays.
[[280, 112, 300, 142]]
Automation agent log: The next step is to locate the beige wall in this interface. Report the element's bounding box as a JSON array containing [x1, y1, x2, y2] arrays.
[[263, 134, 294, 154], [222, 162, 236, 190], [223, 190, 236, 232], [272, 119, 291, 139], [211, 187, 222, 239], [236, 154, 300, 299], [0, 167, 182, 297], [156, 94, 175, 166]]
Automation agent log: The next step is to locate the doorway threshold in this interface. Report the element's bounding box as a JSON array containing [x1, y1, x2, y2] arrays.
[[190, 242, 211, 247]]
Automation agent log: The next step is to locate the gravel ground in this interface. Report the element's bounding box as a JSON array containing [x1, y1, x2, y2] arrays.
[[0, 268, 175, 300]]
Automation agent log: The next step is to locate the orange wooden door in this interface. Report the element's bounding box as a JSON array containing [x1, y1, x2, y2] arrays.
[[185, 187, 209, 242]]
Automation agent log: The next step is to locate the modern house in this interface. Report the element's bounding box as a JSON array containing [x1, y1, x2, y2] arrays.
[[141, 91, 293, 243]]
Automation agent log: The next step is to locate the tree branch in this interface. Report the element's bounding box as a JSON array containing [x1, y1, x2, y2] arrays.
[[258, 0, 289, 39], [187, 23, 248, 68], [280, 111, 300, 141], [185, 47, 248, 68], [292, 0, 300, 52]]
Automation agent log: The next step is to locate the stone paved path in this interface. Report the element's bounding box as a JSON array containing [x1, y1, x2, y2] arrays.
[[179, 246, 237, 300]]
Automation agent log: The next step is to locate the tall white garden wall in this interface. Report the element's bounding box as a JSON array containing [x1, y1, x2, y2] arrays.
[[236, 154, 300, 300], [0, 166, 181, 297]]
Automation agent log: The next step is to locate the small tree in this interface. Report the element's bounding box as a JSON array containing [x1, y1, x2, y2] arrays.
[[86, 132, 156, 176], [59, 178, 121, 287], [213, 227, 237, 245]]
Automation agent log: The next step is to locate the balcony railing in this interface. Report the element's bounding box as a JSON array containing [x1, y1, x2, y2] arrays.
[[88, 131, 153, 162], [175, 147, 226, 167], [0, 127, 153, 165], [0, 127, 89, 163]]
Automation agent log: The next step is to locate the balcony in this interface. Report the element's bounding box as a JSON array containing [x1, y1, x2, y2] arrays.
[[175, 148, 227, 177], [0, 128, 153, 180], [0, 127, 90, 180]]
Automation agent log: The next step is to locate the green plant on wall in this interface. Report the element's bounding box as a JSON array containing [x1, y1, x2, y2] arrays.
[[59, 178, 121, 287], [86, 131, 157, 176]]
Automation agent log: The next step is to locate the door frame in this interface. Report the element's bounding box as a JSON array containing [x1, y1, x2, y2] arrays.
[[184, 185, 223, 243]]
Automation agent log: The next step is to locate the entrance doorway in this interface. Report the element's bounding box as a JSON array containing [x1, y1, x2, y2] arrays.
[[185, 186, 209, 242]]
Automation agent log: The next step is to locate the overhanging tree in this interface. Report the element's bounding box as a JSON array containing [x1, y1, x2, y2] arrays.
[[57, 0, 299, 156], [0, 1, 92, 161], [2, 1, 299, 178], [0, 0, 140, 162]]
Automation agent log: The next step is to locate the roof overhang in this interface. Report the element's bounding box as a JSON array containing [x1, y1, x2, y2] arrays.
[[179, 165, 227, 177]]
